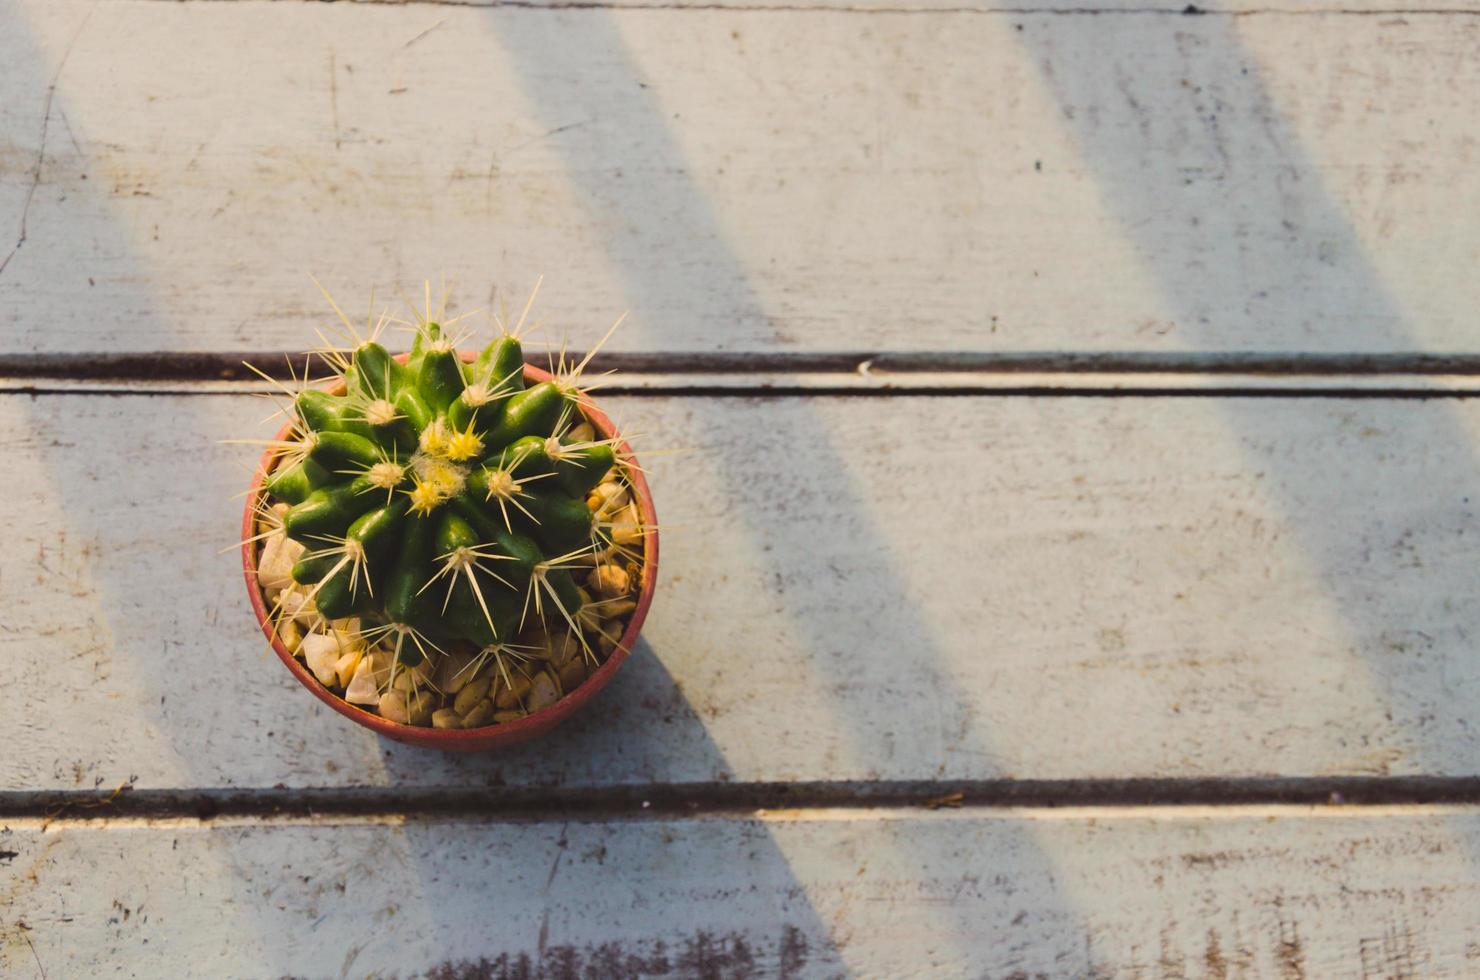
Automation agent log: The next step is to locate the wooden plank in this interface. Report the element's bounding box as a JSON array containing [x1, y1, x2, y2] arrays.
[[94, 0, 1480, 10], [4, 805, 1480, 977], [6, 3, 1480, 356], [5, 390, 1480, 792]]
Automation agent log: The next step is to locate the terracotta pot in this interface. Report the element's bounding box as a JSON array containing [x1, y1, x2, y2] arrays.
[[241, 357, 658, 751]]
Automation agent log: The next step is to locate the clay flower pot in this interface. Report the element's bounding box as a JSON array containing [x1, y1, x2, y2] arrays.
[[241, 358, 658, 751]]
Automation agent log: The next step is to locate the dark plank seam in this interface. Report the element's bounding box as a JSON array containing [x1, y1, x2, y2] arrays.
[[11, 383, 1480, 399], [9, 351, 1480, 380], [7, 776, 1480, 823], [100, 1, 1480, 16]]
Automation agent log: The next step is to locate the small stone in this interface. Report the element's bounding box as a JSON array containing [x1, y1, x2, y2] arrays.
[[431, 708, 462, 730], [405, 692, 435, 727], [377, 691, 410, 724], [566, 422, 595, 443], [592, 481, 629, 516], [558, 658, 588, 691], [494, 672, 532, 709], [344, 656, 380, 705], [333, 648, 363, 688], [256, 502, 289, 537], [492, 709, 526, 723], [597, 629, 619, 656], [277, 618, 304, 655], [363, 649, 395, 688], [460, 699, 495, 728], [599, 498, 632, 524], [610, 504, 643, 547], [527, 672, 559, 711], [301, 633, 341, 686], [589, 564, 631, 599], [453, 676, 492, 715], [276, 587, 319, 628], [575, 603, 601, 633], [330, 628, 364, 655], [547, 632, 580, 669], [257, 533, 304, 591], [433, 648, 478, 695], [601, 598, 637, 620]]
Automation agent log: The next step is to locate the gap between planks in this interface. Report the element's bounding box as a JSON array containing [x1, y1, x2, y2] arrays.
[[12, 350, 1480, 396], [8, 375, 1480, 397], [91, 1, 1480, 16], [7, 802, 1480, 832], [7, 777, 1480, 824]]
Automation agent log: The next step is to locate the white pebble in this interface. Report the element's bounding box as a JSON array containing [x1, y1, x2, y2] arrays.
[[257, 532, 304, 591], [343, 656, 381, 705], [300, 633, 341, 686], [276, 587, 319, 628], [333, 648, 363, 688]]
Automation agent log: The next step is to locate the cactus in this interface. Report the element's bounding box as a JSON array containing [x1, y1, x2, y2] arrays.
[[247, 284, 648, 718]]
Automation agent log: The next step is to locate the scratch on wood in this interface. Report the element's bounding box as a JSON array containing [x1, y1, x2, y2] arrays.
[[0, 4, 95, 280], [403, 19, 445, 48], [23, 932, 45, 980], [537, 823, 569, 958], [503, 120, 591, 159], [328, 50, 341, 152]]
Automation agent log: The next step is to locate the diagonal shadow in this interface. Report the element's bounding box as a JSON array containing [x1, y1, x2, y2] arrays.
[[0, 2, 300, 974], [0, 4, 857, 974], [1013, 8, 1480, 831], [476, 7, 1096, 972]]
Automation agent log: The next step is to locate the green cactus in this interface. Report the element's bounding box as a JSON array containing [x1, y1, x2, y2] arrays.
[[251, 291, 645, 699]]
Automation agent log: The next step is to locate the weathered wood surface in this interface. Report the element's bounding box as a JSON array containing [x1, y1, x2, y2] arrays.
[[7, 2, 1480, 357], [95, 0, 1480, 10], [5, 805, 1480, 978], [6, 389, 1478, 792]]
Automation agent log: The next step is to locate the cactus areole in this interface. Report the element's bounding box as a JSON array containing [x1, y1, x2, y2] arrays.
[[241, 313, 658, 751]]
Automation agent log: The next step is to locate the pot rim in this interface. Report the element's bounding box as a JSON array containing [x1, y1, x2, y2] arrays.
[[240, 355, 659, 749]]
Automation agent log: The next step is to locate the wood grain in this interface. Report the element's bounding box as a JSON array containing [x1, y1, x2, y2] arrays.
[[5, 805, 1480, 977], [6, 2, 1480, 357], [5, 389, 1478, 792], [93, 0, 1480, 10]]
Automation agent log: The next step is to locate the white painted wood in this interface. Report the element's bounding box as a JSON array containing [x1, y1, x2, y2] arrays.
[[5, 390, 1479, 791], [95, 0, 1480, 10], [4, 805, 1480, 977], [6, 2, 1480, 356]]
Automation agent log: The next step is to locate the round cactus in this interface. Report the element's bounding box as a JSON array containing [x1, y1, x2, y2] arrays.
[[252, 292, 643, 692]]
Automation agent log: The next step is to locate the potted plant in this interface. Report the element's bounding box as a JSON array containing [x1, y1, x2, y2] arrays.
[[239, 289, 657, 751]]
